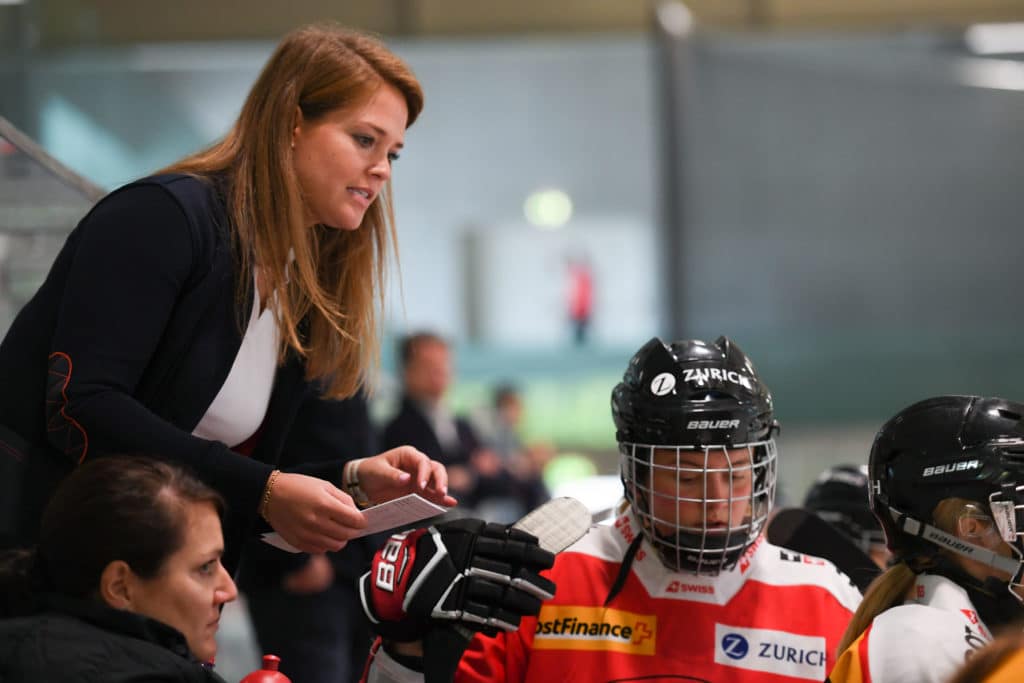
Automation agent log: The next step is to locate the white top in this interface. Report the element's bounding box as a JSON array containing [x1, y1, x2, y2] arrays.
[[412, 399, 460, 453], [192, 270, 279, 448], [829, 573, 994, 683]]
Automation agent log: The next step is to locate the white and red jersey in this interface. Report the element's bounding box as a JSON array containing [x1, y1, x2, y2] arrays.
[[453, 509, 861, 683], [828, 573, 993, 683], [363, 509, 861, 683]]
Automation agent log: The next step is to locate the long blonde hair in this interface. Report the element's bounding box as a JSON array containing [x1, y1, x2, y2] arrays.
[[162, 23, 423, 399], [836, 497, 979, 654]]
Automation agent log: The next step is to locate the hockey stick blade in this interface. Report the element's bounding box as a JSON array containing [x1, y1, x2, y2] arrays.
[[512, 496, 593, 554]]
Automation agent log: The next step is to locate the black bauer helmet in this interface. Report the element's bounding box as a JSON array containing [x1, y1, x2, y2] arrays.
[[870, 395, 1024, 600], [804, 464, 885, 555], [612, 336, 779, 575]]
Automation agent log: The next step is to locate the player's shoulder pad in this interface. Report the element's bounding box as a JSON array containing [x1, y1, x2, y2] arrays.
[[557, 521, 619, 563], [871, 603, 972, 642], [752, 541, 863, 610]]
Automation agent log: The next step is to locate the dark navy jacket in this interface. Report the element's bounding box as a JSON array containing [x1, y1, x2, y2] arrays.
[[0, 174, 357, 574]]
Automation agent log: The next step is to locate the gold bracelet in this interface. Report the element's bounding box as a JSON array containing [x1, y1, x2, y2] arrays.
[[260, 469, 282, 520]]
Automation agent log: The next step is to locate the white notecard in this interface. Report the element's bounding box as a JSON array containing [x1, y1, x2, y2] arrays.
[[261, 493, 449, 553]]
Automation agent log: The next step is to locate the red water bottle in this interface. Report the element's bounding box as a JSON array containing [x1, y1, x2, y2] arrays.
[[240, 655, 292, 683]]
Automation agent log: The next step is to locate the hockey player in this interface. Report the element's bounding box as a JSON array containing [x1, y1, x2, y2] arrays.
[[804, 464, 891, 569], [828, 395, 1024, 683], [360, 336, 861, 682]]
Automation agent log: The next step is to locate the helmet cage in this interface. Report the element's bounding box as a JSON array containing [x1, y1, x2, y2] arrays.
[[980, 440, 1024, 601], [988, 474, 1024, 600], [990, 487, 1024, 546], [621, 438, 777, 575], [986, 439, 1024, 548]]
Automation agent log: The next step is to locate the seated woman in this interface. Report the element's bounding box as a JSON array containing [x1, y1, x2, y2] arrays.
[[0, 456, 237, 682]]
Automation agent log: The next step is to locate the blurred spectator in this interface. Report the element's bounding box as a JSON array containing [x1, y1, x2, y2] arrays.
[[237, 392, 380, 683], [489, 384, 525, 466], [380, 332, 509, 515], [484, 383, 551, 520], [804, 464, 890, 570], [565, 254, 593, 346]]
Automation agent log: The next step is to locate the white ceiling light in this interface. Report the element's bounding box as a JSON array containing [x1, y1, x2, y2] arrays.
[[524, 188, 573, 230], [965, 22, 1024, 56], [954, 57, 1024, 92]]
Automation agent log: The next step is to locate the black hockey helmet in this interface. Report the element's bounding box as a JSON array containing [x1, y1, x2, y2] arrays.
[[612, 337, 775, 448], [804, 464, 885, 554], [869, 396, 1024, 582], [612, 336, 779, 574]]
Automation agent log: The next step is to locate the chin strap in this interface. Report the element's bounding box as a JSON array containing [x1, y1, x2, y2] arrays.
[[887, 505, 1024, 585], [604, 535, 643, 607]]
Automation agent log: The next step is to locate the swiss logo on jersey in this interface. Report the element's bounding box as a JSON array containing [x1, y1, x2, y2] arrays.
[[739, 535, 763, 573], [614, 514, 647, 562], [533, 605, 657, 655], [961, 610, 992, 641], [665, 580, 714, 596], [713, 624, 826, 680]]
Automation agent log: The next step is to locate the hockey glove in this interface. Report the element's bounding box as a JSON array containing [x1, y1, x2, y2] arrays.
[[359, 518, 556, 643]]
